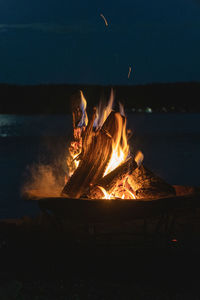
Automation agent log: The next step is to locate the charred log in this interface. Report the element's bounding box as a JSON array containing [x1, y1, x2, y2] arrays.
[[128, 165, 176, 200], [62, 130, 112, 198], [80, 107, 96, 159], [71, 90, 83, 128]]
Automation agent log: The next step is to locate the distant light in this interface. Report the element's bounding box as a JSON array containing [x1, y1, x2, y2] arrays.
[[145, 107, 152, 113]]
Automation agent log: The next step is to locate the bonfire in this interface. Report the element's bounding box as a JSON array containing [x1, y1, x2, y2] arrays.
[[62, 90, 175, 200]]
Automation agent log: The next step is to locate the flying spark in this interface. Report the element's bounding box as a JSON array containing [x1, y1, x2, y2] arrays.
[[128, 66, 132, 79], [100, 14, 108, 27]]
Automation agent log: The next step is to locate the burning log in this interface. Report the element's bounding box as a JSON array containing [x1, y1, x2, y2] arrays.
[[62, 107, 133, 199], [87, 156, 137, 199], [80, 107, 97, 159], [62, 110, 128, 198], [102, 111, 124, 144], [62, 129, 112, 198], [128, 165, 176, 200]]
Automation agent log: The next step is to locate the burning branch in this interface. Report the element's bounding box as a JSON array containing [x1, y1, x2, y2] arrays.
[[87, 156, 137, 199]]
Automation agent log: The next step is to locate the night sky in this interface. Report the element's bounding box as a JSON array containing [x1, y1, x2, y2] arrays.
[[0, 0, 200, 85]]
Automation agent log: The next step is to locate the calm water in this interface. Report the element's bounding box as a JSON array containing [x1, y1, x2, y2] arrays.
[[0, 113, 200, 219]]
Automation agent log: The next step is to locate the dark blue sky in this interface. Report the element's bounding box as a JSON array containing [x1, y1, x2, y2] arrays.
[[0, 0, 200, 85]]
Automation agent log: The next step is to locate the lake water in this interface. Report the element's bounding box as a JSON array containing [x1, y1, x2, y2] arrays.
[[0, 113, 200, 219]]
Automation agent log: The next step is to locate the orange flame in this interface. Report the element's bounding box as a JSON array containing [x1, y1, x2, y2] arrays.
[[135, 151, 144, 167], [103, 113, 129, 176], [78, 90, 88, 127], [97, 186, 112, 199], [97, 185, 136, 200], [94, 89, 114, 129]]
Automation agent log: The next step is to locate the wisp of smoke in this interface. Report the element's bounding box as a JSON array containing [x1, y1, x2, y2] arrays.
[[22, 164, 63, 199]]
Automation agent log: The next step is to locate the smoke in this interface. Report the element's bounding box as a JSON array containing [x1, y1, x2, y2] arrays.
[[22, 164, 64, 199]]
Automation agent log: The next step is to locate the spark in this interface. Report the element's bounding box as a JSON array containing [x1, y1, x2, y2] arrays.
[[100, 14, 108, 27], [128, 66, 132, 79]]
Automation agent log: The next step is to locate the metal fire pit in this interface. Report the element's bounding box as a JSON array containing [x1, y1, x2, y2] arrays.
[[30, 187, 200, 247], [37, 190, 200, 223]]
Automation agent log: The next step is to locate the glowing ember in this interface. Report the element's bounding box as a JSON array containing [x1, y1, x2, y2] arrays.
[[171, 239, 178, 242], [100, 13, 108, 27], [128, 66, 132, 79]]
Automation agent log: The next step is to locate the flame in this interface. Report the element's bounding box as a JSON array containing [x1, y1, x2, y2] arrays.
[[94, 89, 114, 129], [97, 185, 136, 200], [78, 90, 88, 127], [135, 151, 144, 167], [97, 186, 112, 199], [123, 187, 136, 199], [103, 113, 129, 176]]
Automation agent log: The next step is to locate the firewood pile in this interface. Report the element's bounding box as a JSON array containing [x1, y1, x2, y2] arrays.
[[61, 90, 176, 200]]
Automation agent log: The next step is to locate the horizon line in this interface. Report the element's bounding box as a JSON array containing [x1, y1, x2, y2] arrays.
[[0, 80, 200, 87]]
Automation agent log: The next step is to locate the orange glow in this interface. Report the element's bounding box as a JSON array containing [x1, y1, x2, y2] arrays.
[[79, 90, 88, 127], [96, 184, 136, 200], [97, 186, 112, 199], [123, 187, 136, 199], [135, 151, 144, 167]]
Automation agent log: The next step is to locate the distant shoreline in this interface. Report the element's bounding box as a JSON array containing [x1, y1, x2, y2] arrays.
[[0, 82, 200, 114]]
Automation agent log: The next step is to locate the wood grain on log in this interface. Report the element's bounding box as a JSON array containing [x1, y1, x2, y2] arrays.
[[128, 165, 176, 200], [62, 130, 112, 198], [102, 111, 124, 144]]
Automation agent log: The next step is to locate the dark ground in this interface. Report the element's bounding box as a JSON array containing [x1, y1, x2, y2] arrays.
[[1, 208, 200, 300]]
